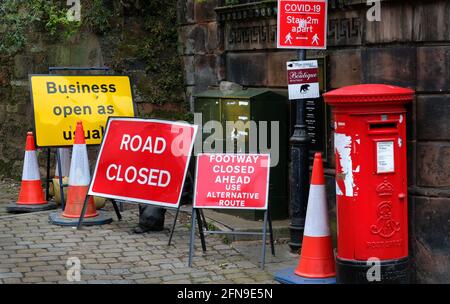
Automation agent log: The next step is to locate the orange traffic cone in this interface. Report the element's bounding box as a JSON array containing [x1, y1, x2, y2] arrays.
[[295, 152, 336, 278], [7, 132, 56, 213], [49, 121, 112, 226]]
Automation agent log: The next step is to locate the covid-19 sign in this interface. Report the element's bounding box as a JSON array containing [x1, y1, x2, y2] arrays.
[[29, 75, 136, 147]]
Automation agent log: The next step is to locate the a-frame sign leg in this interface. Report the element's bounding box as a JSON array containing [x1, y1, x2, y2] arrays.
[[45, 148, 51, 202], [111, 200, 122, 221], [76, 194, 91, 230], [196, 208, 207, 253], [55, 149, 65, 211], [260, 210, 269, 270], [268, 210, 275, 256], [199, 209, 208, 231], [168, 206, 181, 246], [188, 206, 197, 267]]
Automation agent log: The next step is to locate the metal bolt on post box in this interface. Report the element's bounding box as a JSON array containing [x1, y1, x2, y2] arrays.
[[324, 84, 414, 284]]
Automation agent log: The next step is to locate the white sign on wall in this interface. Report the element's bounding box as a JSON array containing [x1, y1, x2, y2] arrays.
[[286, 60, 320, 100]]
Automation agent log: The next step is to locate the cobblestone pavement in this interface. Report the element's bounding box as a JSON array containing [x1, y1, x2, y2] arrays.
[[0, 179, 20, 216], [0, 203, 277, 284]]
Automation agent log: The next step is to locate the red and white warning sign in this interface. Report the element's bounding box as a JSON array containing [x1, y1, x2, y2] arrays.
[[287, 60, 320, 100], [89, 118, 197, 208], [194, 154, 270, 210], [277, 0, 327, 49]]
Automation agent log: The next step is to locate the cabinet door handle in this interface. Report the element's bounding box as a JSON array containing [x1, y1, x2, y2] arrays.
[[398, 193, 406, 201]]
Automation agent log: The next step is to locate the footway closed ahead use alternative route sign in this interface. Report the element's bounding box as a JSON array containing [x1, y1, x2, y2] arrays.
[[277, 0, 327, 49], [30, 75, 136, 147], [194, 153, 270, 210], [88, 117, 197, 208], [189, 153, 273, 269]]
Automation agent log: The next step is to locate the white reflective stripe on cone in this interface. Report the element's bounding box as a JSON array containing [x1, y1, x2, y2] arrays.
[[69, 144, 91, 186], [303, 184, 331, 237], [22, 151, 40, 181], [55, 148, 71, 177]]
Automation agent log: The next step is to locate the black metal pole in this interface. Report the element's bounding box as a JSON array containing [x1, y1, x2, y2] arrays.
[[289, 49, 310, 253], [45, 148, 51, 202]]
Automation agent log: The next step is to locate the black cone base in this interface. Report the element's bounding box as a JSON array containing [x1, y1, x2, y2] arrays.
[[6, 201, 57, 213], [49, 210, 113, 227]]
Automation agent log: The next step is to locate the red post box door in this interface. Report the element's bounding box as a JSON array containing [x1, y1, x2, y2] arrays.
[[354, 113, 409, 261]]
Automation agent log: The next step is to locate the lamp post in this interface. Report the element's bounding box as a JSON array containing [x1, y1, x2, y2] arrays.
[[289, 49, 310, 253]]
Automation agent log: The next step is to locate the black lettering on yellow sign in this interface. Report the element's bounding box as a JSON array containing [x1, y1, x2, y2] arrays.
[[62, 126, 106, 141], [46, 81, 117, 94], [52, 105, 115, 118], [30, 75, 135, 147]]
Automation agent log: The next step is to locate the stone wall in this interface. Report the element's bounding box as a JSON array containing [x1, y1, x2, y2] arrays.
[[0, 1, 187, 178], [178, 0, 450, 283]]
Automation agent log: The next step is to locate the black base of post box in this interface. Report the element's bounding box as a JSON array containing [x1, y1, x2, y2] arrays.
[[336, 257, 410, 284]]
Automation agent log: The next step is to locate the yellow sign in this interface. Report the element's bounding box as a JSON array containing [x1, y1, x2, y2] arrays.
[[30, 75, 136, 147]]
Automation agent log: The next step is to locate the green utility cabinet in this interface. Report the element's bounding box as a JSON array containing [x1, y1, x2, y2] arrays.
[[194, 88, 289, 220]]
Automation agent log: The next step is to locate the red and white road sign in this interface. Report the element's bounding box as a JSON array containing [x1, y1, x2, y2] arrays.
[[277, 0, 327, 49], [89, 118, 197, 208], [194, 154, 270, 210]]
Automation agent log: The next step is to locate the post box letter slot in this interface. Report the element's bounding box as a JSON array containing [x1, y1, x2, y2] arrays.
[[368, 121, 398, 135]]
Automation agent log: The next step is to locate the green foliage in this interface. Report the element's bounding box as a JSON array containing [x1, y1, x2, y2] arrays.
[[0, 0, 186, 110], [0, 0, 80, 55], [83, 0, 113, 34], [135, 1, 185, 105]]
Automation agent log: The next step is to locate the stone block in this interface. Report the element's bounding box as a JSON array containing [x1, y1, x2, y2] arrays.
[[412, 196, 450, 283], [417, 142, 450, 187], [0, 67, 10, 86], [180, 25, 207, 55], [226, 52, 267, 87], [327, 10, 363, 47], [178, 0, 195, 25], [267, 51, 296, 87], [194, 0, 218, 23], [224, 19, 277, 52], [328, 49, 362, 89], [417, 46, 450, 92], [183, 56, 195, 86], [416, 95, 450, 141], [407, 140, 416, 187], [206, 22, 220, 52], [13, 55, 32, 80], [194, 54, 219, 91], [413, 1, 450, 42], [364, 2, 413, 44], [361, 47, 417, 89]]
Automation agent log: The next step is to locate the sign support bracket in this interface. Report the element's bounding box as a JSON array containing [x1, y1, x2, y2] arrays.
[[188, 207, 275, 270], [77, 192, 122, 230], [167, 206, 208, 247], [55, 149, 66, 210]]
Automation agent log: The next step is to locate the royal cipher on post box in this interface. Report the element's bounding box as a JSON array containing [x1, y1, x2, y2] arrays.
[[324, 84, 414, 284]]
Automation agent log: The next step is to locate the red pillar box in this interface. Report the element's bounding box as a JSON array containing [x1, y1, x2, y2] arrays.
[[323, 84, 414, 284]]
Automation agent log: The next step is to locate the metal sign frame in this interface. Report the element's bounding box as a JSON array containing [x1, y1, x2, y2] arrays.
[[188, 153, 275, 270]]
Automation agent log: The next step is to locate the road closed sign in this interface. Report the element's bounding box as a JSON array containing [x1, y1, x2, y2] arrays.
[[29, 75, 135, 147], [277, 0, 327, 49], [89, 118, 198, 208], [194, 154, 270, 210]]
